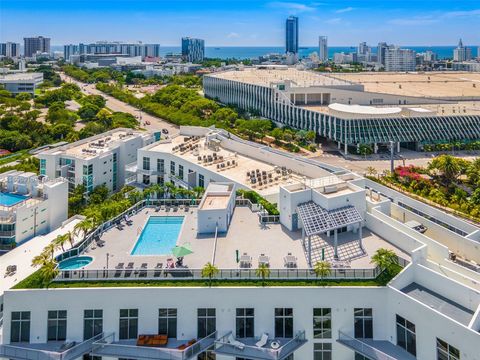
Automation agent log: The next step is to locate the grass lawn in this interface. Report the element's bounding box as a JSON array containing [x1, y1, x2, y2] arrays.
[[14, 265, 401, 289], [0, 150, 30, 166]]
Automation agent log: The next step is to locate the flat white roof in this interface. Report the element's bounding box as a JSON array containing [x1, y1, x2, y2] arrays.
[[328, 103, 402, 115], [0, 72, 43, 82]]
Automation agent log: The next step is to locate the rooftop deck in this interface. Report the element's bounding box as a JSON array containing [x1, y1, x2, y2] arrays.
[[147, 136, 310, 197]]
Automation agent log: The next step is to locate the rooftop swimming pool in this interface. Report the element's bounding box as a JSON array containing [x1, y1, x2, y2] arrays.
[[58, 256, 93, 270], [131, 216, 184, 256], [0, 192, 28, 207]]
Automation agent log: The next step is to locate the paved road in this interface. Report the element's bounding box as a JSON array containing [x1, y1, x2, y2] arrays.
[[60, 73, 179, 135]]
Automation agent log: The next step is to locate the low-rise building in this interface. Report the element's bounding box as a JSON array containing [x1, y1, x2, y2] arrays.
[[0, 72, 43, 96], [0, 171, 68, 249], [38, 128, 156, 194], [197, 182, 236, 234]]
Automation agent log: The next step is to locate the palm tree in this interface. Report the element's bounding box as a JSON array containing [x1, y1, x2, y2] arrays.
[[31, 251, 51, 268], [44, 242, 57, 260], [201, 262, 219, 287], [38, 260, 59, 288], [54, 233, 69, 252], [193, 186, 205, 199], [65, 231, 75, 248], [313, 261, 331, 283], [73, 218, 94, 240], [255, 264, 271, 287], [366, 166, 377, 178], [428, 155, 462, 184], [371, 248, 399, 275]]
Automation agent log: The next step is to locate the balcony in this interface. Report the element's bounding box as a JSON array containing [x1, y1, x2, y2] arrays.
[[91, 331, 216, 360], [214, 331, 307, 360], [337, 331, 416, 360], [0, 333, 104, 360]]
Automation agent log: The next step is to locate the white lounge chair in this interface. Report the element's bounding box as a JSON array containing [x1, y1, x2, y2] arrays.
[[227, 333, 245, 350], [255, 333, 269, 348]]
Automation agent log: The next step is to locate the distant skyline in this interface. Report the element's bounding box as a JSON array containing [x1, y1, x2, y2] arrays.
[[1, 0, 480, 47]]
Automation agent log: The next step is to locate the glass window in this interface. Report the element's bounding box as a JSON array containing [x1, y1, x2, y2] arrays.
[[158, 308, 177, 338], [236, 308, 254, 338], [119, 309, 138, 340], [354, 308, 373, 339], [170, 161, 175, 175], [313, 343, 332, 360], [157, 159, 164, 173], [355, 353, 369, 360], [143, 157, 150, 171], [10, 311, 30, 343], [197, 308, 216, 338], [143, 174, 150, 185], [396, 314, 416, 356], [40, 159, 46, 176], [48, 310, 67, 341], [313, 308, 331, 339], [84, 309, 103, 340], [179, 165, 184, 180], [275, 308, 293, 338], [199, 174, 205, 188], [437, 338, 460, 360]]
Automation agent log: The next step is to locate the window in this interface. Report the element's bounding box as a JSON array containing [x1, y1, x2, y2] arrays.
[[199, 174, 205, 188], [354, 308, 372, 339], [112, 153, 118, 191], [275, 308, 293, 338], [158, 308, 177, 338], [170, 161, 176, 175], [236, 308, 254, 338], [437, 338, 460, 360], [198, 308, 216, 338], [84, 310, 103, 340], [313, 308, 331, 339], [143, 174, 150, 185], [143, 157, 150, 171], [157, 159, 164, 173], [40, 159, 46, 176], [48, 310, 67, 341], [82, 164, 94, 193], [396, 315, 416, 356], [157, 176, 164, 185], [179, 165, 184, 180], [355, 353, 368, 360], [10, 311, 30, 343], [313, 343, 332, 360], [119, 309, 138, 340]]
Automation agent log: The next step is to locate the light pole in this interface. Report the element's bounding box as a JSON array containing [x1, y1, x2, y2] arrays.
[[106, 252, 110, 269]]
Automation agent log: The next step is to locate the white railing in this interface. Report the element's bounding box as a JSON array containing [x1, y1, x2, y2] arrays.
[[92, 331, 216, 360], [0, 333, 104, 360], [337, 331, 399, 360]]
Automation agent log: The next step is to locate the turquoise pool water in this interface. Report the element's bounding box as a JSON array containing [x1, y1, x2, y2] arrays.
[[58, 256, 93, 270], [131, 216, 184, 255], [0, 192, 28, 206]]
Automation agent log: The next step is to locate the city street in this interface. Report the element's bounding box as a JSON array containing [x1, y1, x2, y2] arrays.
[[60, 73, 179, 135]]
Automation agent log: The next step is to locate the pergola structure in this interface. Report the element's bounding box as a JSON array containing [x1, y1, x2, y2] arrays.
[[297, 201, 363, 267]]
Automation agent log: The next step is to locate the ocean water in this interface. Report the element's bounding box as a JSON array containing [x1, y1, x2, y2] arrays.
[[52, 45, 479, 60]]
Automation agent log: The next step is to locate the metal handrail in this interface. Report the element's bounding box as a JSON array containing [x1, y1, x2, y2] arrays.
[[337, 330, 398, 360]]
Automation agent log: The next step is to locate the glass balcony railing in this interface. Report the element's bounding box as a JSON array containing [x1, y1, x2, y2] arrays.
[[91, 331, 217, 360]]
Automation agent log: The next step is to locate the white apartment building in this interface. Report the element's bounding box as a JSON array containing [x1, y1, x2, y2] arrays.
[[0, 73, 44, 96], [385, 48, 416, 72], [2, 126, 480, 359], [38, 128, 156, 194], [0, 171, 68, 248]]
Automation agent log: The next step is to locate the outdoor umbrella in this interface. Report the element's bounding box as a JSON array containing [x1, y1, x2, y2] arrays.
[[171, 243, 193, 258]]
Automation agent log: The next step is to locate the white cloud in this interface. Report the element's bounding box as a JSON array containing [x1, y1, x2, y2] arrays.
[[388, 16, 438, 26], [268, 2, 316, 12], [227, 32, 240, 39], [335, 7, 354, 14], [443, 9, 480, 18], [326, 17, 342, 24]]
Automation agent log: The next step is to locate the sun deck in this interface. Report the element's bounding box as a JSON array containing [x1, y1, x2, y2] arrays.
[[74, 205, 406, 272]]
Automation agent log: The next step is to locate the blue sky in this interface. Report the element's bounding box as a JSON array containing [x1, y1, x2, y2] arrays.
[[1, 0, 479, 46]]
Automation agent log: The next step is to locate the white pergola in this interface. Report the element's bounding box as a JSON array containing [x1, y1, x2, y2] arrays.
[[297, 202, 363, 267]]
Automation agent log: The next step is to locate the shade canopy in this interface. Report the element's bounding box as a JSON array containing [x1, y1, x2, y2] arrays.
[[172, 243, 193, 257]]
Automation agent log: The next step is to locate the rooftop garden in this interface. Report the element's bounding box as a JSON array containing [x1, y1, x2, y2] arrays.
[[367, 154, 480, 223]]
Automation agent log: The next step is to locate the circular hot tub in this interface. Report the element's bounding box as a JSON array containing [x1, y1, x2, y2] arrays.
[[58, 256, 93, 270]]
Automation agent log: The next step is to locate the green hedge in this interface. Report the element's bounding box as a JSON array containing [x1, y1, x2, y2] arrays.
[[237, 189, 279, 215]]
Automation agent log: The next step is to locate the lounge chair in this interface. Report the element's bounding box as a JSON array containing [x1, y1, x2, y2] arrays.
[[124, 262, 134, 277], [175, 257, 184, 267], [116, 222, 124, 230], [95, 238, 105, 247], [227, 333, 245, 350], [155, 206, 160, 212], [154, 263, 163, 277], [177, 339, 196, 350], [115, 263, 124, 269], [139, 263, 148, 277], [124, 215, 133, 226], [255, 333, 269, 348]]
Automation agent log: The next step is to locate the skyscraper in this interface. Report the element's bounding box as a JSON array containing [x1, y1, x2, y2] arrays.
[[285, 16, 299, 54], [181, 37, 205, 63], [453, 39, 472, 62], [63, 44, 79, 61], [318, 36, 328, 62], [0, 42, 20, 58], [358, 42, 368, 55], [377, 42, 389, 66], [24, 36, 51, 57]]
